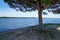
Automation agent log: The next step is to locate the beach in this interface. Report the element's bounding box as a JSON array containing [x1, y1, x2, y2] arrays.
[[0, 17, 60, 40], [0, 24, 60, 40]]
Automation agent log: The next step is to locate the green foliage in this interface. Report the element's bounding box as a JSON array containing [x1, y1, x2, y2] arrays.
[[41, 0, 52, 5], [4, 0, 56, 12], [4, 0, 37, 12]]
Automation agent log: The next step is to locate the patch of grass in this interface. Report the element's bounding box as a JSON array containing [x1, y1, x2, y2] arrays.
[[31, 24, 60, 39], [40, 30, 55, 38], [32, 29, 55, 39]]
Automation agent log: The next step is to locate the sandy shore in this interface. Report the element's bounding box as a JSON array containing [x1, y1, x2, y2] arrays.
[[0, 24, 60, 40]]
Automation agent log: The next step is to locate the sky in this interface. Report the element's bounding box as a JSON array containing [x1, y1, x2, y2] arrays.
[[0, 0, 38, 17], [0, 0, 60, 18]]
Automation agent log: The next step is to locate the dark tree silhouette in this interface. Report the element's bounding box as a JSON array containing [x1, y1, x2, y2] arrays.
[[4, 0, 60, 30], [4, 0, 37, 12]]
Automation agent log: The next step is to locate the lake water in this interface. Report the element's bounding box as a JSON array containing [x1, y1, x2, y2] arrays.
[[0, 17, 60, 32]]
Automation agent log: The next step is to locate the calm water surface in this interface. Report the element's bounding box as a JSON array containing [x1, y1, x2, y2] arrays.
[[0, 17, 60, 32]]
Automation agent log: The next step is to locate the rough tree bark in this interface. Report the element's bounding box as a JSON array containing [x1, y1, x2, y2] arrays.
[[36, 0, 43, 30]]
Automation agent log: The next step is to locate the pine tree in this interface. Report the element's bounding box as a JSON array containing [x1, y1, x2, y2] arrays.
[[4, 0, 60, 30]]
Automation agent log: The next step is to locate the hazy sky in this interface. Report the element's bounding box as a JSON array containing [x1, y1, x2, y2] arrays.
[[0, 0, 38, 17]]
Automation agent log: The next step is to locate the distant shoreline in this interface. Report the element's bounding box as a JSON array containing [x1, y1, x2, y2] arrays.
[[0, 17, 37, 18], [0, 17, 60, 19]]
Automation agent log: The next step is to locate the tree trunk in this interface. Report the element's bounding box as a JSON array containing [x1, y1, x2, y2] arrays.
[[36, 0, 43, 30]]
